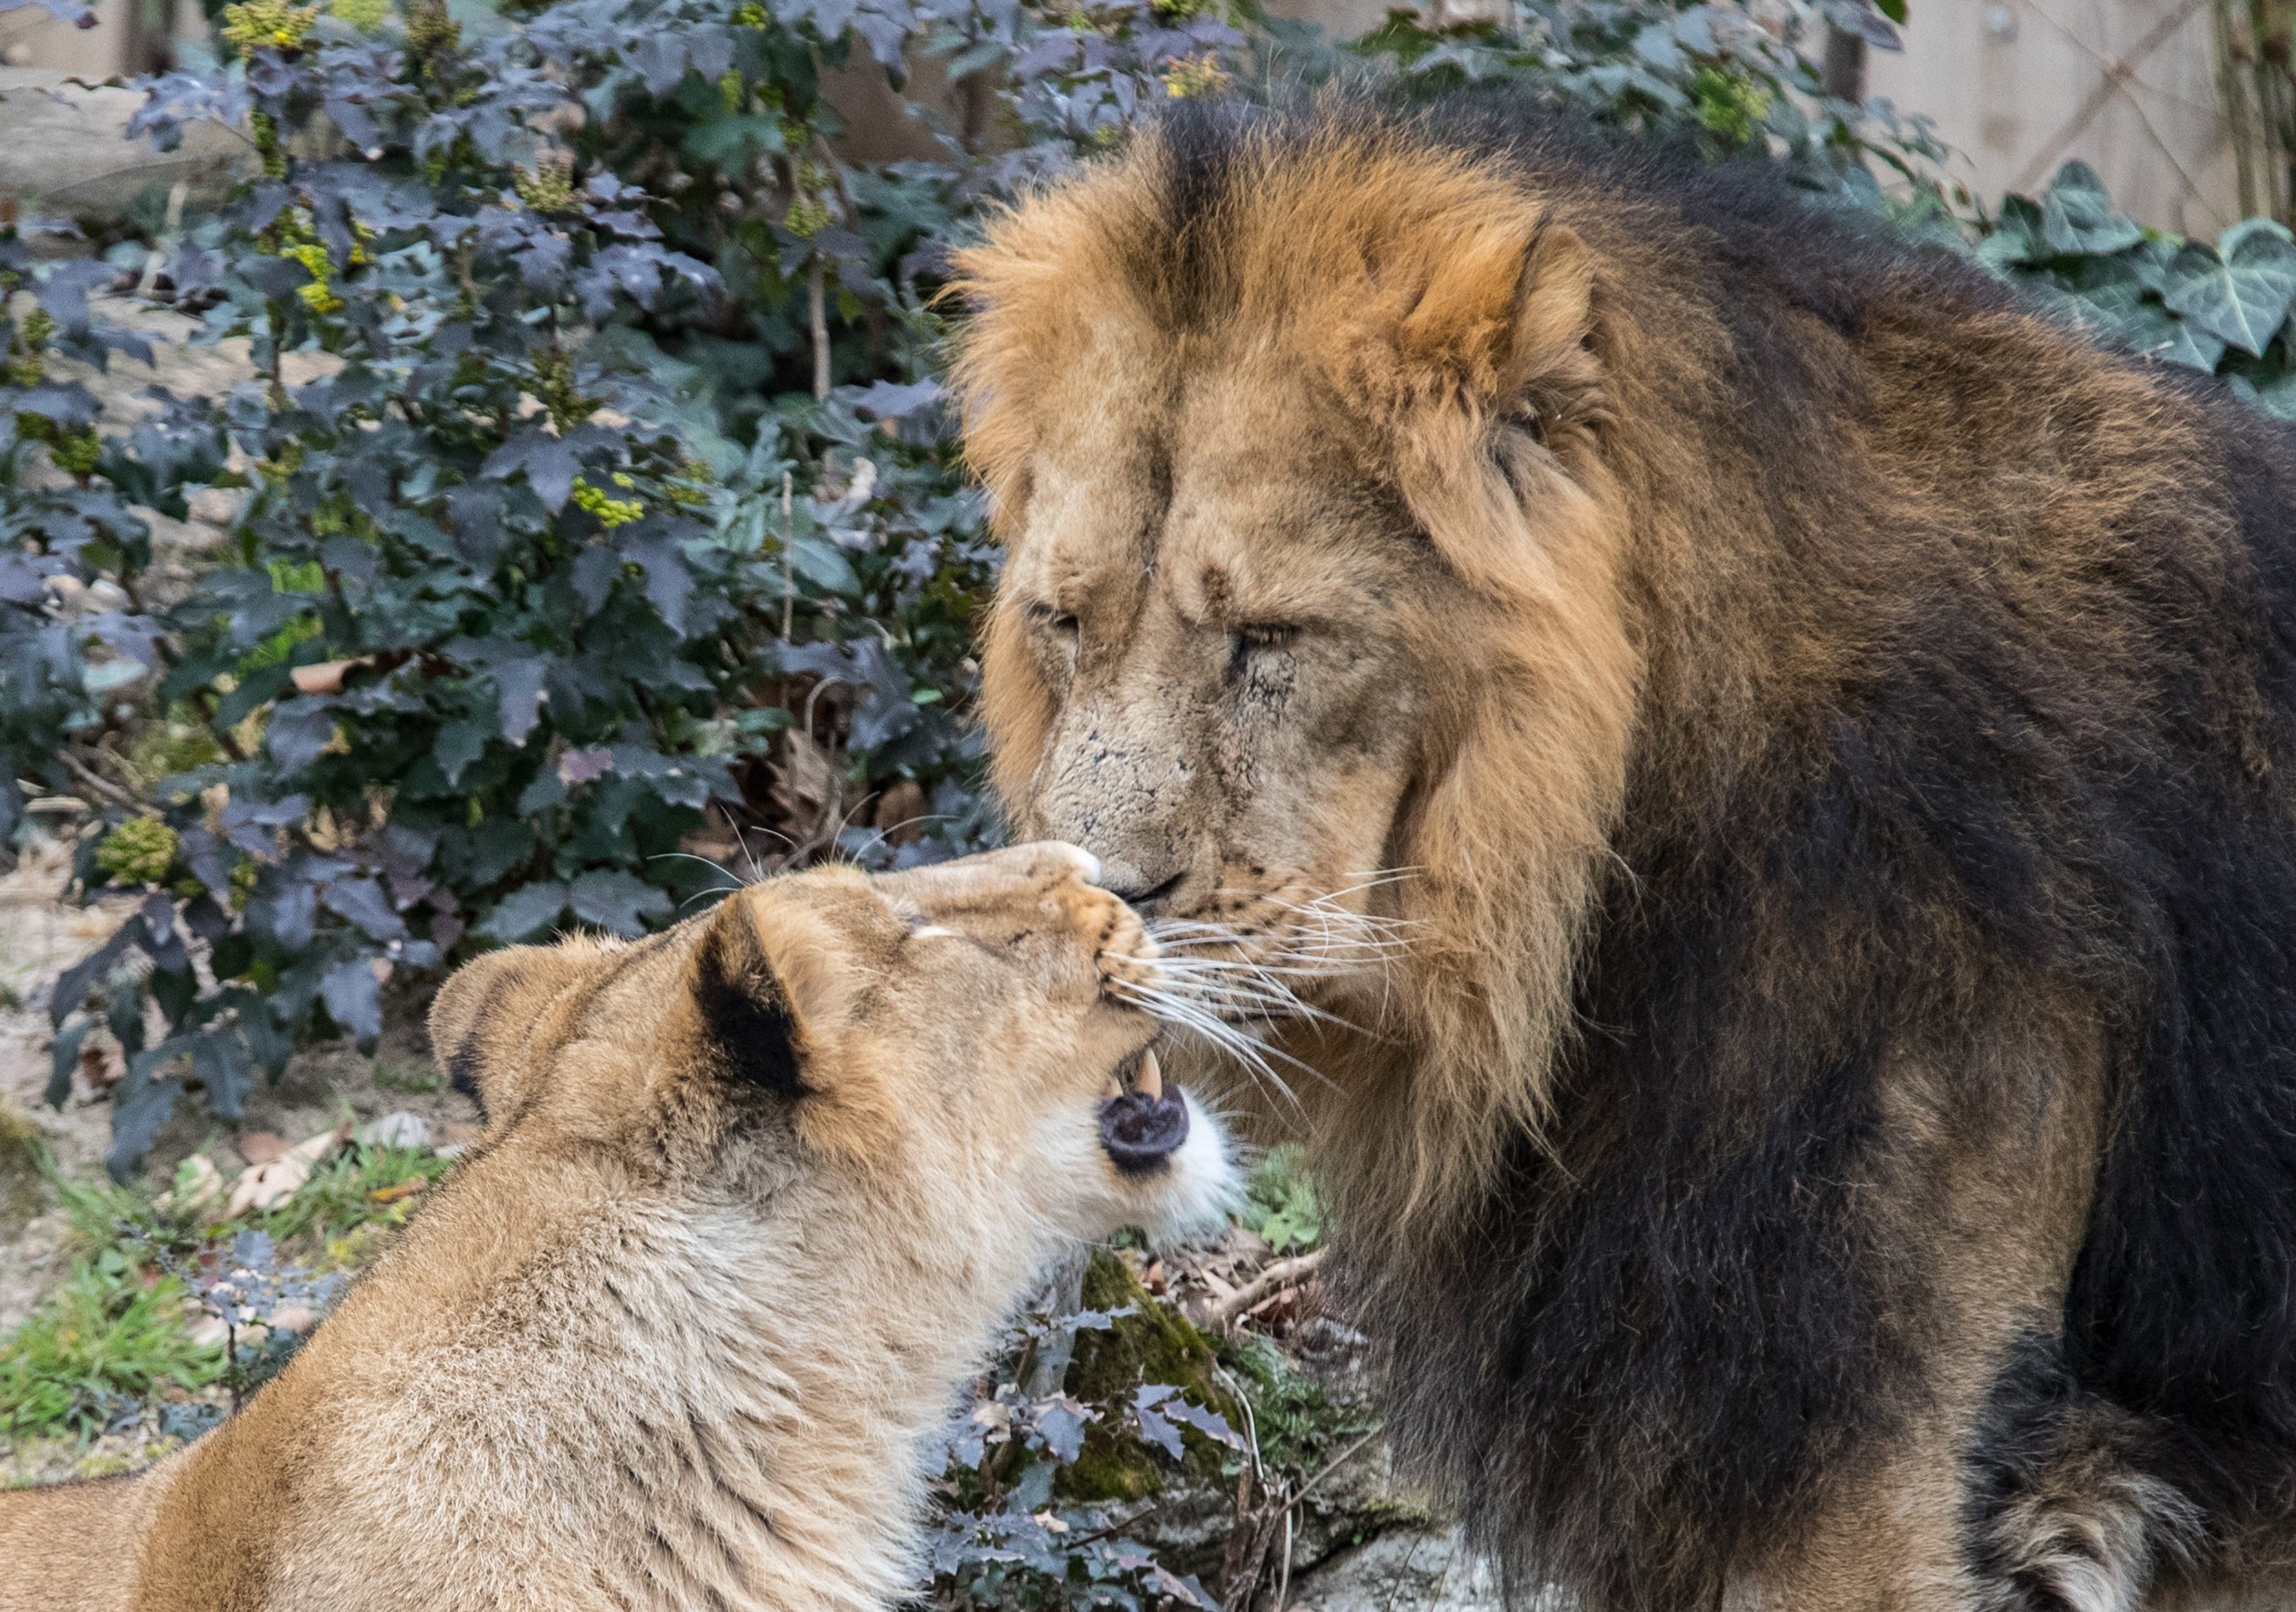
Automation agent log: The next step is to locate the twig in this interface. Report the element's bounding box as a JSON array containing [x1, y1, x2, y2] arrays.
[[1289, 1425, 1383, 1511], [2013, 0, 2207, 192], [1206, 1247, 1327, 1326], [60, 751, 139, 810], [779, 469, 796, 644], [808, 255, 830, 402]]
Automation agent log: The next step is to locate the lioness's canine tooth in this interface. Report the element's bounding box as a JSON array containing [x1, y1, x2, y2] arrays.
[[1133, 1048, 1162, 1102]]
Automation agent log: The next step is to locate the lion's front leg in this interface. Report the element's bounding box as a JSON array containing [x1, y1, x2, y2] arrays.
[[1720, 1024, 2189, 1612]]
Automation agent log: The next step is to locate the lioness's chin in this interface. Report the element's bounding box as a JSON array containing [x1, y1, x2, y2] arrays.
[[1107, 1091, 1239, 1243]]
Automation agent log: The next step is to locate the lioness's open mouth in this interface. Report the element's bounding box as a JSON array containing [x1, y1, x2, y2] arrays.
[[1097, 1046, 1189, 1172]]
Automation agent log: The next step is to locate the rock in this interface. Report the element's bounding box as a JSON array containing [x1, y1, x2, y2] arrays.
[[356, 1109, 433, 1150], [0, 68, 255, 227], [1284, 1527, 1547, 1611]]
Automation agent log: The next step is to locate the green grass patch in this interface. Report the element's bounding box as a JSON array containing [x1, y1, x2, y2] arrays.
[[257, 1144, 451, 1258], [370, 1059, 439, 1095], [0, 1256, 224, 1440], [1, 1140, 456, 1441]]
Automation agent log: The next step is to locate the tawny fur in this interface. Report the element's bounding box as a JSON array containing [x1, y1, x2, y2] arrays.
[[0, 845, 1235, 1612]]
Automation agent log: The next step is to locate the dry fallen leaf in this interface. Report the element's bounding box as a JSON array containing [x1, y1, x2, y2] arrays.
[[235, 1130, 291, 1167], [871, 778, 929, 846], [223, 1126, 346, 1217], [769, 728, 847, 852], [155, 1153, 225, 1215], [287, 656, 377, 696]]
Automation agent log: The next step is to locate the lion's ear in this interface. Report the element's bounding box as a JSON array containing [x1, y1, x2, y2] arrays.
[[684, 881, 871, 1102], [1394, 221, 1600, 416], [429, 945, 596, 1125]]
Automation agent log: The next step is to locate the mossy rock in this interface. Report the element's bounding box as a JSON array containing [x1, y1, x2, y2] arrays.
[[1055, 1249, 1244, 1503]]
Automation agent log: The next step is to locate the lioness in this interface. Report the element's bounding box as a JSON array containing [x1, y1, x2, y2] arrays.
[[0, 844, 1235, 1611], [952, 93, 2296, 1611]]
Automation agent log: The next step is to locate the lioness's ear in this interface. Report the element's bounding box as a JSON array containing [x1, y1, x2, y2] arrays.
[[685, 881, 871, 1101], [428, 945, 594, 1124]]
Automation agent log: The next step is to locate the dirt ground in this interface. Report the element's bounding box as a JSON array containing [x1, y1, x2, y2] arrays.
[[0, 827, 478, 1336]]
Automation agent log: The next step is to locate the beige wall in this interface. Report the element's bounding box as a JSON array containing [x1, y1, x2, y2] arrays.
[[1867, 0, 2241, 234]]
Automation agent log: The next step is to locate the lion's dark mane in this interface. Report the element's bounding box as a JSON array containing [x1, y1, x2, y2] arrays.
[[1151, 96, 2296, 1607]]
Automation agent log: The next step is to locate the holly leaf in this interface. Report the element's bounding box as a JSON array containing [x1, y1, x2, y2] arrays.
[[320, 956, 383, 1045], [478, 880, 569, 942], [320, 875, 406, 941], [107, 1073, 183, 1180], [1157, 1395, 1243, 1450], [567, 868, 671, 937], [435, 717, 490, 788]]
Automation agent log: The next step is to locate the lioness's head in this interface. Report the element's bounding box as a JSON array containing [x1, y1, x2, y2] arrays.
[[949, 104, 1642, 1199], [429, 843, 1235, 1252]]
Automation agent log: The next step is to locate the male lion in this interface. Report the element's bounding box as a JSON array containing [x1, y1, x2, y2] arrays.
[[950, 95, 2296, 1610], [0, 846, 1236, 1611]]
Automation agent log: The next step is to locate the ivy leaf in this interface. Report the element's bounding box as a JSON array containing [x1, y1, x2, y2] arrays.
[[2039, 161, 2143, 257], [567, 868, 672, 937], [2163, 222, 2296, 358], [479, 880, 569, 942]]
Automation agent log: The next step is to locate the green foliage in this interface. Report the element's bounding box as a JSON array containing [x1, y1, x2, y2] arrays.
[[1216, 1331, 1378, 1481], [1985, 162, 2296, 415], [931, 1278, 1241, 1609], [1245, 1143, 1323, 1255], [256, 1145, 451, 1257], [1348, 0, 1942, 197], [0, 1257, 223, 1440], [2, 1139, 451, 1442]]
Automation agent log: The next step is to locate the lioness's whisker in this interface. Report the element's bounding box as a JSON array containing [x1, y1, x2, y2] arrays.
[[1107, 980, 1317, 1106]]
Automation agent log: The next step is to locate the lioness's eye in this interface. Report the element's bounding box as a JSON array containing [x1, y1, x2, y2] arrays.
[[1228, 622, 1299, 679], [1028, 602, 1080, 639]]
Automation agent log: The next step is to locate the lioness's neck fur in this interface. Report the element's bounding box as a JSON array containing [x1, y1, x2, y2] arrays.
[[0, 848, 1231, 1612]]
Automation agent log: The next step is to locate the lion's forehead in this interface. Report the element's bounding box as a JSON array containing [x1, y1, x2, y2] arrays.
[[1017, 417, 1403, 629]]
